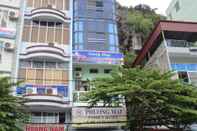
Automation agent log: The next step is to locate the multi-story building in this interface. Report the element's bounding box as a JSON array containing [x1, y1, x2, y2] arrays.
[[133, 20, 197, 98], [166, 0, 197, 21], [16, 0, 73, 130], [8, 0, 126, 130], [0, 0, 21, 76], [72, 0, 125, 130]]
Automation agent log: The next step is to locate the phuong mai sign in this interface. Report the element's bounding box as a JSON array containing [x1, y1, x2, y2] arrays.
[[73, 50, 123, 65], [25, 124, 64, 131], [72, 107, 127, 128]]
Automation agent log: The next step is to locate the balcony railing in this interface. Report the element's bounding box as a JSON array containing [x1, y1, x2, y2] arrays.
[[167, 39, 197, 48]]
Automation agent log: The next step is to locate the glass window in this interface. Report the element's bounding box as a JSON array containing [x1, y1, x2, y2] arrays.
[[20, 61, 31, 68], [57, 63, 67, 69], [31, 112, 42, 123], [74, 33, 78, 43], [104, 69, 112, 74], [78, 22, 83, 31], [78, 32, 83, 43], [96, 1, 103, 7], [78, 45, 83, 50], [45, 62, 56, 68], [0, 10, 9, 28], [114, 25, 118, 34], [108, 24, 114, 33], [109, 34, 115, 45], [75, 21, 83, 31], [33, 61, 44, 68], [178, 72, 189, 83], [89, 69, 98, 74], [109, 46, 116, 51]]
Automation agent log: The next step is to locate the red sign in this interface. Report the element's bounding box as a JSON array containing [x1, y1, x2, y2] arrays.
[[25, 124, 64, 131]]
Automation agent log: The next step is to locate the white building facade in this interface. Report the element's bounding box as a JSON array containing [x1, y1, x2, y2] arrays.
[[0, 0, 21, 76]]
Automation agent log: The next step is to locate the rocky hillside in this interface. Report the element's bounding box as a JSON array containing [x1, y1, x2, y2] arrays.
[[116, 3, 166, 54]]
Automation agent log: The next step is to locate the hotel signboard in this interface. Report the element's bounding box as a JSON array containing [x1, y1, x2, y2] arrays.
[[72, 107, 127, 128], [73, 50, 123, 65], [25, 124, 64, 131]]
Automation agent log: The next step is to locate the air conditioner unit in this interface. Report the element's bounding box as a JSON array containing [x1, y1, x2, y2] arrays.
[[9, 10, 19, 20], [4, 42, 15, 51]]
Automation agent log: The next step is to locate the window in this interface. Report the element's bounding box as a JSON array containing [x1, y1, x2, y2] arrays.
[[175, 1, 180, 12], [75, 32, 83, 44], [74, 21, 83, 31], [0, 9, 9, 28], [45, 62, 56, 68], [109, 34, 115, 45], [96, 1, 103, 7], [59, 112, 65, 124], [109, 46, 116, 51], [75, 67, 82, 71], [33, 61, 44, 68], [20, 61, 31, 68], [178, 72, 189, 83], [108, 24, 114, 33], [90, 69, 98, 74], [37, 88, 45, 95], [104, 69, 112, 74]]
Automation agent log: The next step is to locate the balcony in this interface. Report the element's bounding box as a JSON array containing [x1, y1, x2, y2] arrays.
[[25, 124, 64, 131], [30, 7, 69, 22], [17, 85, 70, 109], [167, 39, 197, 56], [20, 44, 69, 61]]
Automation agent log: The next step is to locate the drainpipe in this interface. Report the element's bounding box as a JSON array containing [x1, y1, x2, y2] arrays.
[[12, 0, 25, 96], [68, 0, 74, 129]]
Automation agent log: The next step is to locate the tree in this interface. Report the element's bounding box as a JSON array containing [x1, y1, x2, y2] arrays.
[[0, 77, 27, 131], [116, 3, 165, 53], [86, 67, 197, 131]]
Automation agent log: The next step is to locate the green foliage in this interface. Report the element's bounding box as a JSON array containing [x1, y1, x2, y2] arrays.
[[117, 4, 166, 53], [0, 77, 27, 131], [86, 68, 197, 130]]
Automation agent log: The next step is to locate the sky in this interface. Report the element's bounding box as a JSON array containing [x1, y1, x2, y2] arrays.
[[116, 0, 172, 15]]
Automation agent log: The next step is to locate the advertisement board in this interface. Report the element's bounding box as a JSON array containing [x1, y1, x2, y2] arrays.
[[0, 27, 16, 39], [73, 50, 123, 65], [72, 107, 127, 128], [171, 64, 197, 71], [25, 124, 64, 131], [16, 84, 68, 97]]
